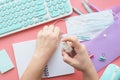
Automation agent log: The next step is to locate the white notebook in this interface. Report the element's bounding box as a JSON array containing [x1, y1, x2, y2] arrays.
[[13, 40, 74, 78]]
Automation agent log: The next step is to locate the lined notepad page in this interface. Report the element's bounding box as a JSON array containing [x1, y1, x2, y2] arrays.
[[13, 40, 74, 78]]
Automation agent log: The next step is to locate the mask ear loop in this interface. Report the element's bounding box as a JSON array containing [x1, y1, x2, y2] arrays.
[[53, 19, 66, 35], [115, 14, 120, 20], [53, 19, 65, 26], [113, 11, 120, 20], [53, 19, 81, 27]]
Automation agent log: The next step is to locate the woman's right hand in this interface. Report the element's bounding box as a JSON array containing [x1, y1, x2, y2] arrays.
[[62, 36, 98, 80], [62, 36, 93, 72]]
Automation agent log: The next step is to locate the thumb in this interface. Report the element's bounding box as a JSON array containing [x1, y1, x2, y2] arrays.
[[62, 51, 76, 66]]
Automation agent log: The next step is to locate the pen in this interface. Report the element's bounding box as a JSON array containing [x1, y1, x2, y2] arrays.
[[62, 42, 73, 56], [82, 0, 93, 13], [88, 2, 100, 12], [73, 8, 83, 15]]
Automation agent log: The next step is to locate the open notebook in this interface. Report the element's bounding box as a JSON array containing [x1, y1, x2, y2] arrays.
[[13, 40, 74, 78]]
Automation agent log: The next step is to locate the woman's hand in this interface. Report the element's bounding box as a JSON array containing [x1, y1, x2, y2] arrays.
[[21, 25, 61, 80], [62, 36, 98, 80], [35, 25, 61, 58]]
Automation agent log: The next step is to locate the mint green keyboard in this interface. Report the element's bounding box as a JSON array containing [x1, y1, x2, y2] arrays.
[[0, 0, 72, 37]]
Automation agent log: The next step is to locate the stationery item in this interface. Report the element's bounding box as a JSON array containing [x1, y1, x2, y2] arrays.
[[65, 10, 114, 41], [100, 64, 120, 80], [111, 5, 120, 20], [13, 40, 74, 78], [81, 0, 93, 13], [89, 54, 94, 59], [99, 56, 106, 62], [62, 42, 75, 57], [87, 2, 100, 12], [73, 8, 83, 15], [83, 14, 120, 71], [112, 5, 120, 15], [62, 42, 73, 53], [0, 50, 14, 73]]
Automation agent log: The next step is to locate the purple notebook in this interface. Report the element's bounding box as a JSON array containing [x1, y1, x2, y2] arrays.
[[83, 6, 120, 71]]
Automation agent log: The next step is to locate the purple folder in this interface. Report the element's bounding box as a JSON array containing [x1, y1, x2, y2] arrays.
[[83, 5, 120, 71]]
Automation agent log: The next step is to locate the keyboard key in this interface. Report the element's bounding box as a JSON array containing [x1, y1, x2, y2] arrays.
[[53, 5, 58, 11], [34, 5, 45, 11], [64, 2, 71, 13], [50, 13, 55, 18], [48, 7, 53, 12], [26, 0, 31, 3], [54, 11, 60, 17], [59, 4, 64, 9], [2, 22, 6, 28], [5, 10, 10, 15], [57, 0, 62, 4], [23, 16, 28, 21], [10, 8, 15, 13], [35, 0, 44, 5], [61, 8, 65, 14], [35, 10, 47, 17], [8, 20, 13, 26], [4, 22, 8, 27], [0, 23, 22, 35], [0, 25, 2, 29], [62, 0, 66, 2], [17, 1, 22, 6], [0, 18, 2, 23], [26, 3, 31, 9], [46, 0, 50, 2], [0, 1, 4, 5], [52, 1, 57, 6], [47, 2, 52, 7], [3, 16, 8, 22], [27, 20, 32, 25], [12, 3, 17, 8], [21, 0, 26, 4]]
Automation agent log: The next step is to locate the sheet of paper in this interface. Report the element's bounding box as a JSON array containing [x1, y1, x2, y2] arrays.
[[0, 50, 14, 73]]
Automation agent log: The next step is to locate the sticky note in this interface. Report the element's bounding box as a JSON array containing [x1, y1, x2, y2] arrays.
[[0, 50, 14, 73]]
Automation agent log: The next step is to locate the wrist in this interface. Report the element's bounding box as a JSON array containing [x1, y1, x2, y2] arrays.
[[33, 50, 53, 64], [82, 62, 94, 73], [82, 64, 98, 80], [35, 47, 54, 56]]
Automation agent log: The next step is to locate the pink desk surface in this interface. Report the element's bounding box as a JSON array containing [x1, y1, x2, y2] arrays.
[[0, 0, 120, 80]]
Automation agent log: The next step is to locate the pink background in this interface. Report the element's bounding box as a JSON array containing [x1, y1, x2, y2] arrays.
[[0, 0, 120, 80]]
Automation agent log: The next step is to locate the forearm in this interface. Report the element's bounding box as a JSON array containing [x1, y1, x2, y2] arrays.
[[20, 52, 52, 80], [20, 25, 60, 80], [82, 64, 98, 80]]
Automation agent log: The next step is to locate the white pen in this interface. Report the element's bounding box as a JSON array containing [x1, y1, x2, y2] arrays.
[[62, 42, 73, 56], [73, 8, 83, 15], [82, 0, 93, 13]]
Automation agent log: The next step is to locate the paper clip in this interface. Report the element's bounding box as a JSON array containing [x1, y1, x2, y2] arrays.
[[99, 53, 106, 62], [99, 56, 106, 62], [82, 0, 93, 13]]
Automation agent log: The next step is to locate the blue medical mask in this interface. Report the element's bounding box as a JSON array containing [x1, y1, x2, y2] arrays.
[[65, 10, 114, 41]]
